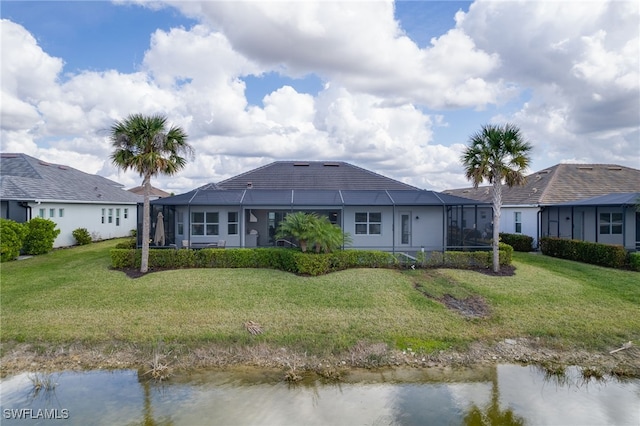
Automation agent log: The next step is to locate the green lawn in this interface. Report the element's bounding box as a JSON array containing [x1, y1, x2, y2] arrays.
[[1, 240, 638, 356]]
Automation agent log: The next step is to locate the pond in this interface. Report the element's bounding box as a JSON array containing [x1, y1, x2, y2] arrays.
[[1, 364, 639, 425]]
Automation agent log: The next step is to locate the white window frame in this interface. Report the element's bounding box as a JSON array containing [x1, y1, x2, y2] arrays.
[[355, 212, 382, 235], [599, 212, 623, 235], [514, 212, 522, 234], [228, 211, 239, 235], [191, 211, 219, 236]]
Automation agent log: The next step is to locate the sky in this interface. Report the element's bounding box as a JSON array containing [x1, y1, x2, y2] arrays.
[[1, 0, 639, 194]]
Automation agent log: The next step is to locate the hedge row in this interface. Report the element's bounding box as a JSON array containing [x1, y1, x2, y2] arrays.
[[111, 245, 513, 276], [539, 237, 628, 269], [499, 233, 534, 252], [415, 243, 513, 269]]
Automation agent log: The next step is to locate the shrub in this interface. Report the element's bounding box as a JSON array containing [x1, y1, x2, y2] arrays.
[[0, 218, 28, 262], [22, 218, 60, 255], [499, 233, 533, 252], [72, 228, 92, 245], [414, 247, 512, 269], [110, 248, 400, 275], [115, 238, 137, 249], [276, 212, 352, 253], [540, 237, 627, 269], [498, 242, 514, 265], [629, 252, 640, 272]]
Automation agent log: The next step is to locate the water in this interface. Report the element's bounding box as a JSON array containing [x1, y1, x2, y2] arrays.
[[1, 364, 639, 425]]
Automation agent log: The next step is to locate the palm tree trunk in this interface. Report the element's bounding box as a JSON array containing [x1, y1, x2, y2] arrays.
[[492, 179, 502, 273], [140, 175, 151, 273]]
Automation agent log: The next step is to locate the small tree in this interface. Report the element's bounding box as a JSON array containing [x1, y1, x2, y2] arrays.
[[275, 212, 317, 252], [311, 216, 352, 253], [110, 114, 193, 273], [0, 218, 28, 262], [276, 212, 351, 253], [461, 123, 532, 272], [22, 217, 61, 255]]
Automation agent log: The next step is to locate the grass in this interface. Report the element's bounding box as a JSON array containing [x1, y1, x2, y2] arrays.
[[1, 240, 639, 357]]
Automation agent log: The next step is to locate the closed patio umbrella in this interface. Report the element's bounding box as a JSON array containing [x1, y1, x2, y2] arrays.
[[154, 212, 165, 246]]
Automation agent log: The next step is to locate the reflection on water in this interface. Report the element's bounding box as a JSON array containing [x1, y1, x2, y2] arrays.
[[1, 364, 638, 425]]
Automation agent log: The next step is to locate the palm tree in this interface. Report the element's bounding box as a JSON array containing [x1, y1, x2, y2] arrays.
[[461, 123, 532, 272], [110, 114, 193, 273], [275, 212, 318, 252]]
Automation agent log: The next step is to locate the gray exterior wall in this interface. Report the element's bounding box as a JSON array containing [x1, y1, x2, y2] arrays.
[[541, 205, 637, 250]]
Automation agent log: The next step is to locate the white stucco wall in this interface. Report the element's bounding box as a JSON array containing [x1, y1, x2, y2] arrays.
[[499, 206, 540, 247], [28, 202, 138, 247]]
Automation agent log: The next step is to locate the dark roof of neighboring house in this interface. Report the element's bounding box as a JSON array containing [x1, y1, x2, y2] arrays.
[[152, 188, 487, 207], [556, 192, 640, 207], [444, 164, 640, 205], [0, 153, 142, 203], [128, 185, 172, 198], [215, 161, 419, 190]]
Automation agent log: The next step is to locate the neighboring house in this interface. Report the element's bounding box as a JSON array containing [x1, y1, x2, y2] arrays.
[[128, 185, 171, 199], [148, 161, 491, 253], [444, 164, 640, 249], [0, 153, 142, 247], [542, 192, 639, 251]]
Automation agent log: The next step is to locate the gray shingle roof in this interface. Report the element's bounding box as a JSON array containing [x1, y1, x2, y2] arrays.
[[444, 164, 640, 205], [556, 192, 640, 207], [1, 153, 142, 203], [215, 161, 419, 190]]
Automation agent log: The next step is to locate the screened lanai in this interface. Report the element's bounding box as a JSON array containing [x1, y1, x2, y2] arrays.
[[139, 187, 491, 253]]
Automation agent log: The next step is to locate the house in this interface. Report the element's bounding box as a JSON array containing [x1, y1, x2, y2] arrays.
[[128, 185, 172, 199], [147, 161, 491, 253], [444, 164, 640, 249], [542, 192, 639, 250], [0, 153, 142, 247]]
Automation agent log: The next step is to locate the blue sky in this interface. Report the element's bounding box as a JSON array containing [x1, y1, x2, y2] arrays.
[[1, 1, 638, 193]]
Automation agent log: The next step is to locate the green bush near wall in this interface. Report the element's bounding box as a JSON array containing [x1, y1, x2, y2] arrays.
[[627, 252, 640, 272], [0, 218, 28, 262], [499, 233, 534, 252], [415, 244, 512, 270], [111, 246, 511, 276], [539, 237, 629, 269]]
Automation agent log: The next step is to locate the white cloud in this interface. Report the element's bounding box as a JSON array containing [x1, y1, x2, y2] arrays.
[[458, 0, 639, 168]]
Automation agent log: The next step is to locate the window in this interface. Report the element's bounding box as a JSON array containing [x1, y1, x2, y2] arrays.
[[108, 208, 113, 224], [177, 212, 184, 235], [355, 212, 381, 235], [228, 212, 238, 235], [49, 208, 55, 218], [124, 208, 128, 219], [191, 212, 219, 236], [600, 212, 623, 235], [101, 208, 105, 224], [116, 208, 120, 226], [514, 212, 522, 233], [39, 208, 45, 218], [59, 208, 64, 218]]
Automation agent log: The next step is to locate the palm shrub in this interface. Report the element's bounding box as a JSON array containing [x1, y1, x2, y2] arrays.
[[276, 212, 352, 253], [275, 212, 318, 252], [311, 216, 352, 253], [22, 217, 60, 255], [0, 218, 28, 262]]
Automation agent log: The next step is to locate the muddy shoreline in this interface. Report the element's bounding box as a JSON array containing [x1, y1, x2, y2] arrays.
[[2, 338, 638, 379]]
